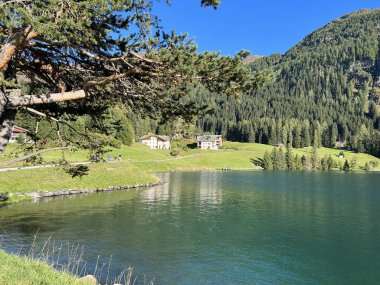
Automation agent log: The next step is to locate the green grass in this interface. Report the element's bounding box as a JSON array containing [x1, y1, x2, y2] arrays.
[[0, 250, 92, 285], [0, 161, 158, 206], [0, 162, 157, 193]]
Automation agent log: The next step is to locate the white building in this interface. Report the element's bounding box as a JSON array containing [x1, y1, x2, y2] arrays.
[[196, 135, 223, 150], [141, 135, 171, 149], [9, 126, 29, 143]]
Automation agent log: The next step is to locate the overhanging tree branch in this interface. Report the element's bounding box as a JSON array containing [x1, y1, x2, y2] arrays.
[[0, 146, 72, 168], [8, 90, 86, 107]]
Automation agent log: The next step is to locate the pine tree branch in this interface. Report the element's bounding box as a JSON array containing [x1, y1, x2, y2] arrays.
[[8, 90, 86, 107]]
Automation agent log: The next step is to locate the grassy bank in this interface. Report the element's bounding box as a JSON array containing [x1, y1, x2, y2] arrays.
[[0, 161, 158, 205], [1, 141, 380, 205], [0, 249, 92, 285]]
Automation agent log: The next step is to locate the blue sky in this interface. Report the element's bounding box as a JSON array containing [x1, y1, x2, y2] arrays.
[[153, 1, 380, 56]]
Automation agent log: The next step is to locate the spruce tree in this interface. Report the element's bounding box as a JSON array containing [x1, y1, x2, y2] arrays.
[[286, 143, 296, 170], [263, 151, 273, 170], [277, 148, 287, 170], [343, 159, 350, 171]]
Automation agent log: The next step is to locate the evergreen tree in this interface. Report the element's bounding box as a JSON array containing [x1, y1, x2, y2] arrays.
[[343, 159, 350, 171], [327, 155, 334, 170], [248, 126, 255, 143], [269, 122, 277, 145], [271, 147, 279, 169], [301, 155, 311, 170], [321, 155, 329, 171], [311, 145, 319, 170], [295, 154, 303, 170], [294, 124, 302, 148], [313, 122, 322, 148], [263, 151, 273, 170], [286, 144, 296, 170], [277, 148, 287, 170]]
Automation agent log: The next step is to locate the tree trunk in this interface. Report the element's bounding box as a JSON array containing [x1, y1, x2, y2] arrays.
[[0, 90, 6, 116], [0, 26, 37, 72], [0, 27, 37, 156], [0, 108, 16, 155], [0, 89, 20, 155]]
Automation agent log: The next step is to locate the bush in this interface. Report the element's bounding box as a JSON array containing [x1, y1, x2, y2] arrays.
[[35, 119, 58, 140], [109, 138, 122, 149], [16, 135, 25, 144], [115, 118, 135, 146], [364, 160, 379, 170], [170, 148, 181, 157], [171, 139, 194, 150]]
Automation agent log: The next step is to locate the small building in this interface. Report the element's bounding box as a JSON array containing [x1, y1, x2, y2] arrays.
[[276, 143, 286, 149], [9, 125, 29, 143], [141, 135, 171, 149], [196, 135, 223, 150]]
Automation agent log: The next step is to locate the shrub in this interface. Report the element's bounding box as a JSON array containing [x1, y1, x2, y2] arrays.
[[16, 135, 25, 144], [170, 148, 181, 157], [109, 138, 122, 149]]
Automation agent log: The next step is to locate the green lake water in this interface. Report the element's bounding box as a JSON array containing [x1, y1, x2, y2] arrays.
[[1, 171, 380, 284]]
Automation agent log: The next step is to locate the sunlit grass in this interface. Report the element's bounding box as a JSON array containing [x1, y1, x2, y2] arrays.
[[0, 249, 91, 285], [0, 162, 158, 194]]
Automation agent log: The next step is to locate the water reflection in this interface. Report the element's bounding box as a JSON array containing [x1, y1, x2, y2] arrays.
[[141, 172, 223, 207], [141, 173, 170, 205], [198, 171, 222, 206]]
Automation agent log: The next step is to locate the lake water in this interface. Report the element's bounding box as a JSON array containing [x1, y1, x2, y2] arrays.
[[1, 171, 380, 284]]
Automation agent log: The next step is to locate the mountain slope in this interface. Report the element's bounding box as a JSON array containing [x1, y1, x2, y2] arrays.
[[195, 9, 380, 156]]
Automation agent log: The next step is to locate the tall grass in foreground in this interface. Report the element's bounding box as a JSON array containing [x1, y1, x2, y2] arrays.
[[0, 233, 154, 285]]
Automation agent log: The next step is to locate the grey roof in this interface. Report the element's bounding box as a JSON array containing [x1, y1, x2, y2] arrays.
[[196, 135, 222, 142], [157, 135, 170, 141], [140, 134, 170, 141]]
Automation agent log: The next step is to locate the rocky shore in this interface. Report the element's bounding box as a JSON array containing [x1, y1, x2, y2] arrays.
[[2, 180, 165, 203]]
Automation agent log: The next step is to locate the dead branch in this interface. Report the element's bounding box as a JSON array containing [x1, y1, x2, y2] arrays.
[[23, 107, 59, 122], [8, 90, 86, 107]]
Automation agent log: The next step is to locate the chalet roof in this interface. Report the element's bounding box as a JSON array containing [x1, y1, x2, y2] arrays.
[[157, 135, 170, 142], [140, 134, 170, 142], [196, 135, 222, 142], [12, 126, 30, 133]]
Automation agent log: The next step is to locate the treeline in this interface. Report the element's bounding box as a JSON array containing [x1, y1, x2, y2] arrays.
[[259, 146, 378, 171]]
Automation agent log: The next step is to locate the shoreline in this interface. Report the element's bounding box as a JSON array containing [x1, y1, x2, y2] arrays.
[[3, 166, 380, 207], [0, 180, 165, 207], [26, 180, 165, 199]]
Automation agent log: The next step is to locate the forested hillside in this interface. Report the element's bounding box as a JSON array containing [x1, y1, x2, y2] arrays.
[[194, 9, 380, 157]]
